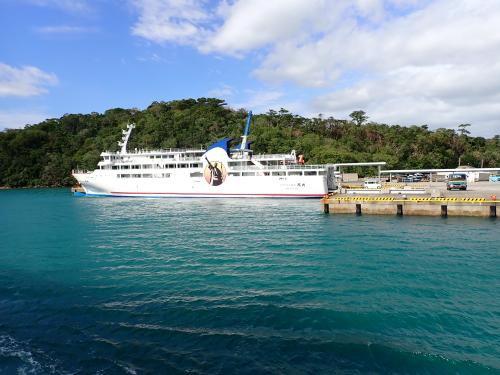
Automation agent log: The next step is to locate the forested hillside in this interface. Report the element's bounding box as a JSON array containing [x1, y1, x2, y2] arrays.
[[0, 98, 499, 187]]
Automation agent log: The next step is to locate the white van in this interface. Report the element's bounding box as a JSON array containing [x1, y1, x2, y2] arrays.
[[364, 179, 382, 189]]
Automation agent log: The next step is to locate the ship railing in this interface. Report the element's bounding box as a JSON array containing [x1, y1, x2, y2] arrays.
[[177, 156, 204, 161], [287, 164, 326, 169], [253, 153, 295, 160], [230, 164, 327, 171], [102, 148, 205, 155], [72, 169, 89, 174]]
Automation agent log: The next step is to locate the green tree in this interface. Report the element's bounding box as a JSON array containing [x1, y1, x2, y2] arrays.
[[349, 110, 368, 126], [0, 99, 499, 187], [458, 123, 471, 136]]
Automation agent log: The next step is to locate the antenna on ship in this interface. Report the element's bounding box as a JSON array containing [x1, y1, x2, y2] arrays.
[[118, 123, 135, 154], [240, 111, 252, 151]]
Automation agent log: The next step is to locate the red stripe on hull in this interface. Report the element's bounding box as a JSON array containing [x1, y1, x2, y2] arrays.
[[109, 191, 324, 197]]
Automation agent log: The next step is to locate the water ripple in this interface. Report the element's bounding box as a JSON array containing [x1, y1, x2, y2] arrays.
[[0, 189, 499, 373]]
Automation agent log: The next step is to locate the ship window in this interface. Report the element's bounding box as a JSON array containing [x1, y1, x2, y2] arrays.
[[154, 164, 162, 169], [132, 165, 140, 169], [178, 163, 188, 168], [132, 174, 141, 178], [165, 164, 176, 169], [150, 156, 154, 159], [318, 171, 325, 175], [288, 171, 302, 176], [162, 173, 170, 178], [229, 172, 240, 176], [121, 174, 130, 178], [242, 172, 255, 176], [190, 172, 203, 178], [142, 164, 152, 169], [228, 161, 240, 167], [304, 171, 317, 176], [142, 174, 152, 178], [272, 171, 286, 176], [121, 165, 130, 170], [264, 172, 270, 176], [155, 155, 161, 159], [112, 166, 119, 170], [190, 163, 202, 168]]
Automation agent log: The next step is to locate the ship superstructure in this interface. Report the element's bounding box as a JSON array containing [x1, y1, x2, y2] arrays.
[[73, 112, 333, 198]]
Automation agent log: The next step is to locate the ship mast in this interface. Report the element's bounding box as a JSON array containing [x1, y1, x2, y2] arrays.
[[118, 123, 135, 154], [239, 111, 252, 152]]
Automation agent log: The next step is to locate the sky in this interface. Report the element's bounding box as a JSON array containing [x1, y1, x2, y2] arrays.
[[1, 0, 500, 136]]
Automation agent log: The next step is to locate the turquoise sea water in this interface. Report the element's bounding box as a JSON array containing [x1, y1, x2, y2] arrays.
[[0, 188, 499, 374]]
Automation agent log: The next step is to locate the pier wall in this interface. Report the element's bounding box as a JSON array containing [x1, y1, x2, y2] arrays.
[[324, 198, 497, 217]]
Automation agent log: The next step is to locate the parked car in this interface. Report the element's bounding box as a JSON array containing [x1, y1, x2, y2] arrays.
[[447, 173, 467, 190], [364, 179, 382, 189]]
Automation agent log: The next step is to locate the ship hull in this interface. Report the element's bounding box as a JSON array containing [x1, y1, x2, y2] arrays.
[[73, 172, 327, 198]]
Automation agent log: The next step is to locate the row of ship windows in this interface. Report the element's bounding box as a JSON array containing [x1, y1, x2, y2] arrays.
[[146, 154, 203, 159], [228, 161, 292, 166], [103, 162, 292, 170], [116, 171, 324, 178], [104, 154, 203, 161], [118, 173, 171, 178], [230, 171, 324, 176], [102, 164, 323, 175], [102, 163, 203, 170]]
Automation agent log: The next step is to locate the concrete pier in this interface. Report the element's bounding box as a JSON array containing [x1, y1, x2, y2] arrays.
[[322, 197, 498, 217]]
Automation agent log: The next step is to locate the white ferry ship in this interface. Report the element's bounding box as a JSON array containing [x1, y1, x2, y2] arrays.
[[72, 112, 336, 198]]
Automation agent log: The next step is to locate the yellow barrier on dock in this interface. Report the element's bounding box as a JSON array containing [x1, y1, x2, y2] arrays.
[[324, 196, 497, 203]]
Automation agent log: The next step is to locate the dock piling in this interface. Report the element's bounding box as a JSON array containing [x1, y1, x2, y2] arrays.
[[441, 205, 448, 217], [356, 204, 362, 215], [490, 205, 497, 218]]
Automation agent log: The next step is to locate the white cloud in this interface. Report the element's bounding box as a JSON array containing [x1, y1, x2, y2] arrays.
[[27, 0, 91, 13], [131, 0, 210, 44], [35, 25, 98, 34], [0, 110, 49, 130], [208, 84, 236, 98], [313, 62, 500, 134], [0, 63, 58, 97], [232, 90, 284, 113], [130, 0, 500, 135], [203, 0, 336, 55], [136, 53, 169, 63]]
